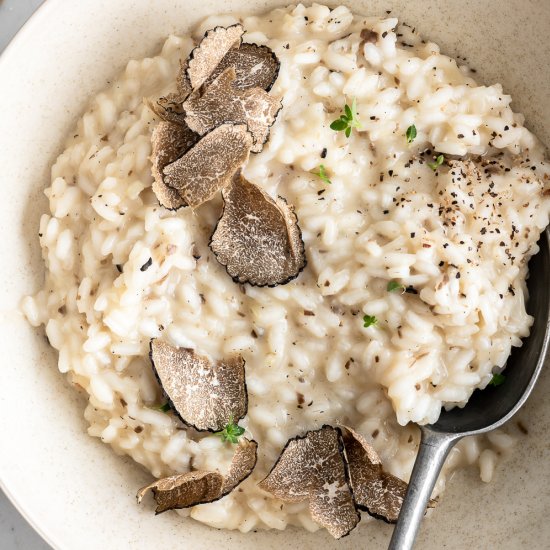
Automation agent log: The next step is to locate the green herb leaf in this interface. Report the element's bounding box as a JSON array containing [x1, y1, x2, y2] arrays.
[[387, 280, 405, 293], [157, 402, 171, 413], [215, 416, 245, 444], [330, 119, 348, 131], [314, 164, 332, 185], [406, 124, 417, 143], [489, 373, 506, 387], [363, 315, 378, 328], [330, 97, 362, 137], [427, 154, 445, 171]]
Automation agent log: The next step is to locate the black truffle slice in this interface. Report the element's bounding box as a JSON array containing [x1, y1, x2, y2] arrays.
[[137, 438, 257, 514], [136, 471, 224, 514], [222, 438, 258, 495], [186, 24, 244, 90], [146, 59, 193, 125], [175, 59, 193, 99], [206, 42, 280, 91], [147, 93, 187, 125], [210, 171, 306, 287], [258, 426, 360, 539], [183, 66, 281, 153], [151, 121, 199, 209], [150, 339, 247, 432], [340, 426, 411, 523], [163, 123, 253, 208]]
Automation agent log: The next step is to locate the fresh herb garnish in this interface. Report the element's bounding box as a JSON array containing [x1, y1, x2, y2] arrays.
[[387, 280, 405, 293], [406, 124, 417, 143], [427, 154, 445, 171], [489, 373, 506, 387], [363, 315, 378, 328], [314, 164, 332, 185], [215, 416, 245, 444], [157, 402, 171, 413], [330, 97, 362, 138]]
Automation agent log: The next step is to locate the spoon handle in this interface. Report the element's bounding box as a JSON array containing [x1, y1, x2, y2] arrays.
[[388, 428, 461, 550]]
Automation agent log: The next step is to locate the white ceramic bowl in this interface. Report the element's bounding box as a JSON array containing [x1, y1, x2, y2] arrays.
[[1, 1, 549, 548]]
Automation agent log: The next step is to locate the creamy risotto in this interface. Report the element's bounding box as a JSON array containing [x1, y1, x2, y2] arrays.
[[22, 3, 550, 534]]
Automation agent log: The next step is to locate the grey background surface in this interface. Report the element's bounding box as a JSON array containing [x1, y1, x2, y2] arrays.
[[1, 3, 50, 549]]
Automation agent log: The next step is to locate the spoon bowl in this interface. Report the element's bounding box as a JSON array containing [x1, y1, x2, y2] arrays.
[[389, 229, 550, 550]]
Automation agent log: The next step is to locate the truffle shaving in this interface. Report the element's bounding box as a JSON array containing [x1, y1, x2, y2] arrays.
[[341, 426, 421, 523], [206, 42, 280, 91], [147, 61, 192, 125], [146, 95, 186, 125], [175, 59, 193, 99], [151, 121, 199, 209], [136, 471, 224, 514], [183, 66, 281, 152], [137, 438, 257, 513], [210, 171, 306, 286], [186, 24, 244, 90], [258, 426, 359, 539], [163, 123, 253, 208], [222, 438, 258, 495], [150, 339, 247, 432]]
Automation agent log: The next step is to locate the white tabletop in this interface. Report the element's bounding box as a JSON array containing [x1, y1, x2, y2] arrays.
[[0, 3, 52, 549]]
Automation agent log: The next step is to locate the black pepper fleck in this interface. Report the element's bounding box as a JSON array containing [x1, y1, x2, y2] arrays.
[[140, 258, 153, 272]]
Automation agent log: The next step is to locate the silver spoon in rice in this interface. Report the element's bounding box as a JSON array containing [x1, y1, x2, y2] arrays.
[[388, 229, 550, 550]]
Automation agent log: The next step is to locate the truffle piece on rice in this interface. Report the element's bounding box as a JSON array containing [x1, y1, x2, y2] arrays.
[[137, 438, 257, 513], [163, 123, 253, 208], [183, 66, 281, 153], [186, 24, 244, 90], [222, 438, 258, 495], [137, 471, 224, 514], [258, 426, 360, 539], [149, 339, 248, 432], [340, 426, 432, 523], [205, 42, 280, 91], [210, 171, 306, 287], [146, 60, 194, 125], [150, 120, 199, 209]]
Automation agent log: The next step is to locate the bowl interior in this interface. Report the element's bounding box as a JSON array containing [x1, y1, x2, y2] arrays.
[[0, 1, 549, 549]]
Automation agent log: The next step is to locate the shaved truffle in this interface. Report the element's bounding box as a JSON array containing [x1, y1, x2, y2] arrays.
[[340, 426, 412, 523], [163, 123, 252, 208], [147, 93, 187, 125], [187, 24, 244, 90], [184, 66, 281, 153], [150, 339, 247, 432], [147, 60, 192, 125], [151, 121, 199, 209], [258, 426, 359, 539], [175, 59, 193, 99], [137, 471, 224, 514], [206, 42, 280, 91], [222, 438, 258, 495], [138, 438, 257, 513], [210, 171, 306, 287]]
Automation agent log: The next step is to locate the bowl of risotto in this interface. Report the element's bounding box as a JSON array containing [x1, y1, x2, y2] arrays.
[[1, 0, 550, 548]]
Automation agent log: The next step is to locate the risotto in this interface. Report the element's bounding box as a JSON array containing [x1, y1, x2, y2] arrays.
[[21, 2, 550, 535]]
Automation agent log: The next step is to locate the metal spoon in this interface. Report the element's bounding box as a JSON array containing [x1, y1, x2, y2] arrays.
[[389, 229, 550, 550]]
